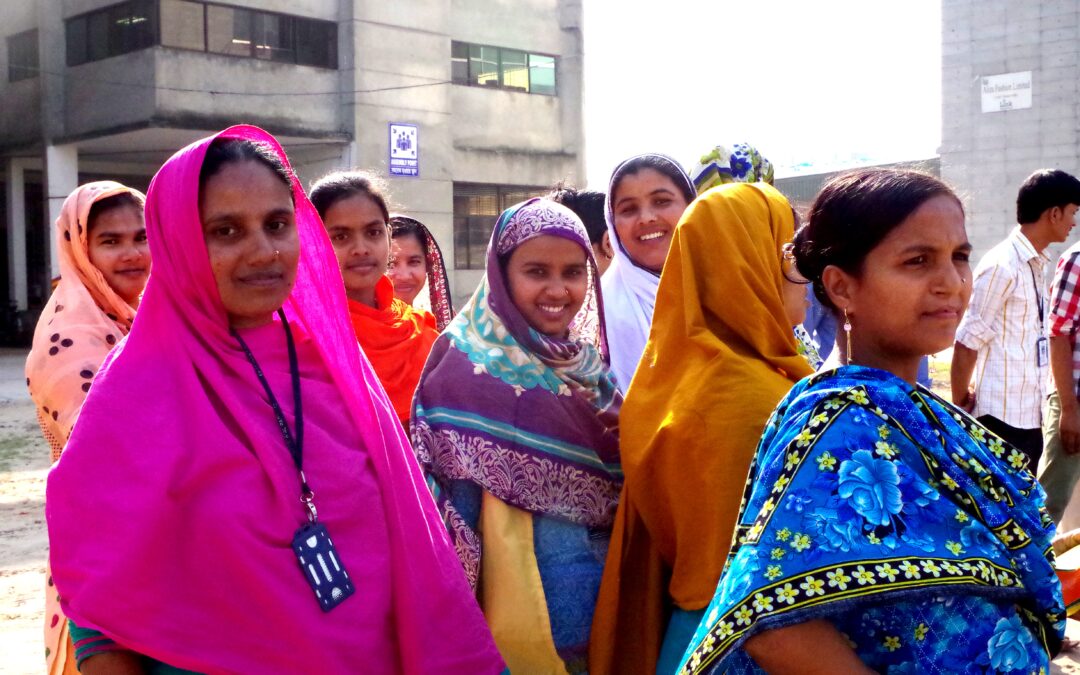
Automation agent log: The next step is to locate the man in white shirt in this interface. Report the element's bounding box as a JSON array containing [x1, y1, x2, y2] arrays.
[[952, 169, 1080, 468]]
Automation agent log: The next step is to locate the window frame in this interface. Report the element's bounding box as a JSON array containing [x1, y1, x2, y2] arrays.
[[452, 182, 550, 270], [64, 0, 337, 70], [450, 40, 557, 96]]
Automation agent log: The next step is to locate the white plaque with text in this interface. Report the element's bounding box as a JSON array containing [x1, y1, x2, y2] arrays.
[[981, 71, 1032, 113]]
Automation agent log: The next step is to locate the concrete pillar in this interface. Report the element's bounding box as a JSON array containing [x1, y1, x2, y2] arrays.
[[6, 158, 29, 311], [44, 144, 77, 278]]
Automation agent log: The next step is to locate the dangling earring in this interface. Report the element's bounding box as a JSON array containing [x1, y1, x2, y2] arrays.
[[843, 308, 853, 366]]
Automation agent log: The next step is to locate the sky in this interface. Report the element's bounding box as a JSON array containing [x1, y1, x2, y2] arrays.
[[582, 0, 943, 188]]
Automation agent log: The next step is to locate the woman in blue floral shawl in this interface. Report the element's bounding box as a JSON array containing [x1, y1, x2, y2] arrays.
[[679, 169, 1064, 675]]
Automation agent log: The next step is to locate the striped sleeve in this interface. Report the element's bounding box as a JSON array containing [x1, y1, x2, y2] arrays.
[[956, 261, 1015, 349], [68, 620, 125, 669]]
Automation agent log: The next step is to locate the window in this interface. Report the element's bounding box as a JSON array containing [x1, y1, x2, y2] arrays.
[[7, 30, 38, 82], [451, 41, 556, 96], [160, 0, 205, 51], [66, 0, 156, 66], [453, 183, 549, 269], [206, 5, 252, 57], [66, 1, 337, 69]]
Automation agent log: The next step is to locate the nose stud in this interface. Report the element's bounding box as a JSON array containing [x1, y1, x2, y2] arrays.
[[273, 250, 280, 260]]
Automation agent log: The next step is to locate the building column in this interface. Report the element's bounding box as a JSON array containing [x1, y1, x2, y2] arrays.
[[44, 143, 77, 278], [6, 158, 29, 310]]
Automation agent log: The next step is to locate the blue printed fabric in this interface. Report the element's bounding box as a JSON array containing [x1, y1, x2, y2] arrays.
[[678, 365, 1064, 674]]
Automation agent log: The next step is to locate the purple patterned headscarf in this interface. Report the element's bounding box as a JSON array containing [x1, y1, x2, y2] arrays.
[[410, 198, 622, 586]]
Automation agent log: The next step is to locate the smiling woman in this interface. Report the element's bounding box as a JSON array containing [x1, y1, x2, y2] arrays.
[[600, 153, 695, 392], [412, 198, 622, 674], [45, 126, 502, 674], [309, 172, 440, 427], [25, 181, 148, 675]]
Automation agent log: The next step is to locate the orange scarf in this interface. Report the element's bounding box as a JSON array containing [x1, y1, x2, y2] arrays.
[[349, 276, 439, 425], [590, 183, 813, 673]]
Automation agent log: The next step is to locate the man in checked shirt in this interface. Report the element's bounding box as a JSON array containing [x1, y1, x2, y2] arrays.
[[952, 170, 1080, 477], [1040, 178, 1080, 523]]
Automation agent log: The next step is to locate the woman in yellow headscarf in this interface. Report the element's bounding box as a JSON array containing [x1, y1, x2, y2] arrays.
[[589, 182, 814, 674]]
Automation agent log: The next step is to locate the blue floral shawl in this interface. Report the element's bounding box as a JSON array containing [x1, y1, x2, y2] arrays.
[[679, 366, 1064, 674]]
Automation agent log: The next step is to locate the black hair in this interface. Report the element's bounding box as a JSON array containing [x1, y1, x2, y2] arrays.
[[198, 138, 293, 195], [308, 171, 391, 223], [793, 168, 962, 311], [609, 155, 696, 207], [1016, 169, 1080, 224], [549, 184, 607, 245], [87, 192, 144, 232], [389, 215, 430, 258]]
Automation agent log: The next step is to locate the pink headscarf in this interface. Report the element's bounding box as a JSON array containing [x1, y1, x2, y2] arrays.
[[26, 181, 144, 460], [46, 126, 502, 673]]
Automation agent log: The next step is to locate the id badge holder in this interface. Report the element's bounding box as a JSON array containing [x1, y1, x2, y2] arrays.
[[1037, 336, 1049, 368], [292, 522, 355, 612]]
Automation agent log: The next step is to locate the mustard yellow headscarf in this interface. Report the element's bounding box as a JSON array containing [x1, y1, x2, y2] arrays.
[[590, 182, 813, 673]]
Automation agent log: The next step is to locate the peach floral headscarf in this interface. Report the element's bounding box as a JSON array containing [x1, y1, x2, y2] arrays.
[[25, 181, 145, 460]]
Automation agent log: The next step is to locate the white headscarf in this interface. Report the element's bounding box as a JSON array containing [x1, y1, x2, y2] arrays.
[[600, 154, 695, 392]]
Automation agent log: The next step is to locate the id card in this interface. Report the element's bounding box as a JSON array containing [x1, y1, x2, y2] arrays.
[[292, 522, 355, 612], [1037, 336, 1049, 368]]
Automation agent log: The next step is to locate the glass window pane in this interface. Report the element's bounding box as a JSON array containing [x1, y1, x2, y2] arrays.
[[469, 45, 498, 86], [87, 11, 110, 62], [8, 30, 38, 81], [253, 12, 294, 62], [451, 41, 468, 83], [529, 54, 555, 95], [161, 0, 205, 51], [296, 19, 335, 68], [207, 6, 252, 57], [109, 0, 155, 56], [500, 49, 528, 91], [66, 16, 87, 66]]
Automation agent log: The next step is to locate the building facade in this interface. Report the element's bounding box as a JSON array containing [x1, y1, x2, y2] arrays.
[[941, 0, 1080, 258], [0, 0, 585, 341]]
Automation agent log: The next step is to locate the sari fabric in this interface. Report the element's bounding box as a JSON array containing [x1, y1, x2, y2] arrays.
[[26, 182, 143, 460], [46, 125, 502, 674], [590, 182, 814, 673], [600, 154, 695, 392], [412, 198, 622, 671], [26, 181, 144, 675], [390, 214, 454, 330], [349, 275, 439, 425], [689, 143, 775, 194], [680, 366, 1064, 674]]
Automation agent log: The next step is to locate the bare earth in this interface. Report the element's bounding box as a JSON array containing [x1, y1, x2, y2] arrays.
[[1, 347, 1079, 673]]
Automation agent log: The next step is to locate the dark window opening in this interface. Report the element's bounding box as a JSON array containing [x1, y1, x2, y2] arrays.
[[65, 0, 336, 69], [7, 30, 39, 82]]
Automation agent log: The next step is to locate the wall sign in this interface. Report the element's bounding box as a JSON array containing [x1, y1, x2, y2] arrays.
[[389, 123, 419, 177], [981, 71, 1032, 113]]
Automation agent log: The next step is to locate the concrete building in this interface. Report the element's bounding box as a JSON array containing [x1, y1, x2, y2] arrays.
[[0, 0, 585, 342], [941, 0, 1080, 258]]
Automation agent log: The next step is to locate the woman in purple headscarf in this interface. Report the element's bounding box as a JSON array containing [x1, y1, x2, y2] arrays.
[[45, 126, 502, 674], [412, 198, 622, 674]]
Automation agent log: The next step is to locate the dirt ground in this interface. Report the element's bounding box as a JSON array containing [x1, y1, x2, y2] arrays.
[[2, 346, 1080, 673]]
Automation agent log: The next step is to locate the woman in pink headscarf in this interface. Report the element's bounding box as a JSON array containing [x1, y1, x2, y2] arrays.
[[45, 126, 502, 674], [26, 181, 148, 675]]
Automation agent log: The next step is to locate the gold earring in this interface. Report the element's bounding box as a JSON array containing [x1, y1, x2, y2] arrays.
[[843, 308, 853, 366]]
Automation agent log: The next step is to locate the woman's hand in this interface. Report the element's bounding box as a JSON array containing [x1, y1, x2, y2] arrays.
[[744, 619, 876, 674]]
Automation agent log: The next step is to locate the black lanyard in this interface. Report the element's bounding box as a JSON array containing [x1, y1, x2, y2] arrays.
[[231, 308, 317, 522], [1029, 262, 1045, 330]]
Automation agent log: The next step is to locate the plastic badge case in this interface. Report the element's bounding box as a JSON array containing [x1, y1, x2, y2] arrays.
[[292, 522, 356, 612]]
